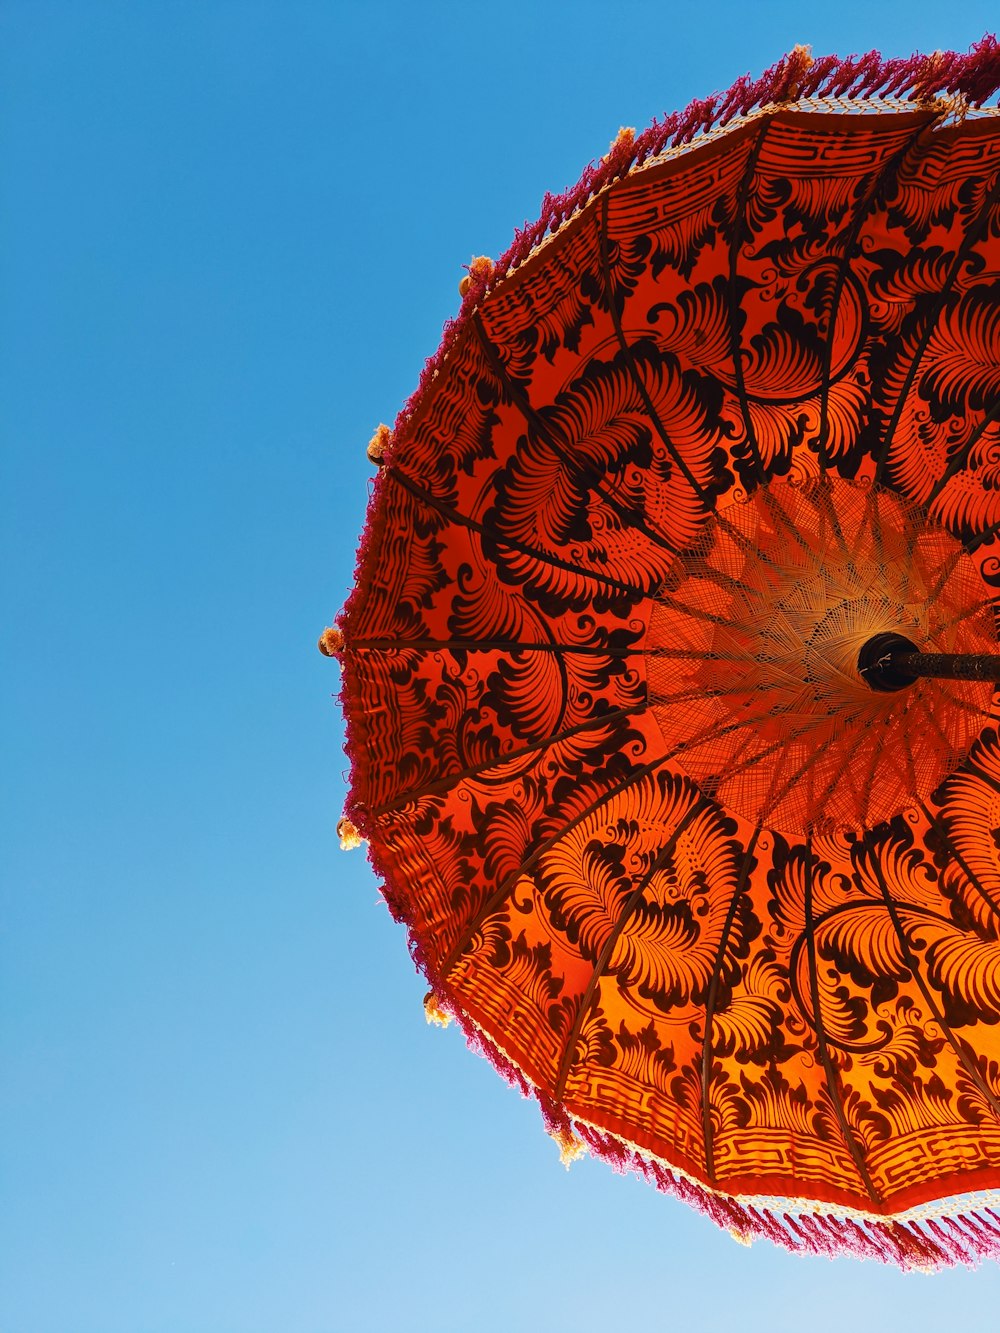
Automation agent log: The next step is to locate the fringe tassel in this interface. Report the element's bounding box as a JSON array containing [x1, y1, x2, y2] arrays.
[[547, 1117, 1000, 1267]]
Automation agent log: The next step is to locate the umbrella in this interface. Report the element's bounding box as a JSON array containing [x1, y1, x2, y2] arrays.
[[325, 39, 1000, 1268]]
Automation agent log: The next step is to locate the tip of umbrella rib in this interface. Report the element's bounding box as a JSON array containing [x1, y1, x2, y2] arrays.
[[367, 423, 391, 465], [550, 1126, 587, 1169], [318, 625, 344, 657], [458, 254, 493, 298], [337, 817, 363, 851], [423, 991, 452, 1028], [603, 125, 636, 162]]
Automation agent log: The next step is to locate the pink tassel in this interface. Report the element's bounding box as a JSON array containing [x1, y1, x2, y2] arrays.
[[780, 1213, 822, 1255], [925, 1217, 979, 1266], [834, 1216, 883, 1262], [968, 1209, 1000, 1245], [946, 1214, 990, 1260], [864, 1221, 899, 1266], [890, 1220, 946, 1269], [797, 1213, 842, 1257], [744, 1208, 797, 1252]]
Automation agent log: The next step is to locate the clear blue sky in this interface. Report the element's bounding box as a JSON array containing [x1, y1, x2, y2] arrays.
[[4, 4, 1000, 1331]]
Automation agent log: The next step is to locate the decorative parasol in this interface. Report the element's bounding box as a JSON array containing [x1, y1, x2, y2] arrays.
[[325, 39, 1000, 1267]]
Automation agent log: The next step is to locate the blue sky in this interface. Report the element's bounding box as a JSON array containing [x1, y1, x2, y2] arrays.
[[4, 3, 1000, 1331]]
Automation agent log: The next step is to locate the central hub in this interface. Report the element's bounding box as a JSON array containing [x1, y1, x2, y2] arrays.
[[646, 477, 994, 835], [856, 631, 921, 692]]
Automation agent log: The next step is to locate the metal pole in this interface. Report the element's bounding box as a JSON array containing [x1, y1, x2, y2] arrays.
[[858, 632, 1000, 691], [888, 652, 1000, 683]]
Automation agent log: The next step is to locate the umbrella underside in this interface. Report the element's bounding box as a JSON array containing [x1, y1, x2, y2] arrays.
[[337, 44, 1000, 1266]]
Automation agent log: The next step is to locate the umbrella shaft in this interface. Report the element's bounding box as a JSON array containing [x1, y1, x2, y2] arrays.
[[889, 652, 1000, 683]]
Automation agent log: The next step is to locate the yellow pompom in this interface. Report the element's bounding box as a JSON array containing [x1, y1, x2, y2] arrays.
[[783, 44, 814, 100], [459, 254, 493, 297], [729, 1227, 753, 1247], [550, 1126, 586, 1169], [367, 423, 391, 464], [337, 817, 363, 851], [604, 125, 635, 159], [423, 992, 452, 1028], [318, 625, 345, 657]]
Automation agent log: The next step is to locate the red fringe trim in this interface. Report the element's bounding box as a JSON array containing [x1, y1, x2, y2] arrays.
[[335, 34, 1000, 1272]]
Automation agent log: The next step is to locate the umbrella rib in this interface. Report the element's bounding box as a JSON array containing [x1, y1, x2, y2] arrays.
[[756, 486, 819, 559], [753, 721, 847, 828], [868, 846, 1000, 1122], [649, 682, 774, 707], [964, 753, 1000, 801], [913, 686, 984, 763], [595, 193, 712, 506], [917, 683, 997, 730], [697, 711, 838, 799], [918, 799, 1000, 930], [924, 550, 996, 623], [816, 123, 929, 472], [645, 648, 748, 662], [808, 472, 853, 565], [805, 840, 883, 1204], [872, 167, 1000, 488], [350, 638, 641, 656], [350, 637, 755, 664], [368, 703, 649, 817], [927, 393, 1000, 506], [805, 720, 873, 831], [856, 723, 891, 828], [549, 796, 711, 1104], [921, 542, 968, 604], [967, 514, 1000, 552], [389, 468, 651, 602], [674, 559, 767, 602], [699, 825, 761, 1183], [471, 314, 679, 556], [726, 121, 770, 488], [651, 586, 761, 631], [900, 716, 921, 802]]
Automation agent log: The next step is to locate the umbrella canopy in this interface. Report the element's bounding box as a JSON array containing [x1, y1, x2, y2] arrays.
[[327, 39, 1000, 1267]]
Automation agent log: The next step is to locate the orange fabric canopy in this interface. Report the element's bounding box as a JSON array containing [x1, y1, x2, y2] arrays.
[[333, 41, 1000, 1267]]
